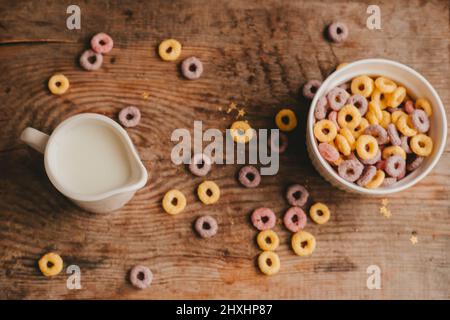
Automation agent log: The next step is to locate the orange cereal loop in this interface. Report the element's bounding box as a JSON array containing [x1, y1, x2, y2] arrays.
[[48, 74, 69, 95], [387, 86, 406, 108], [336, 62, 349, 71], [415, 98, 432, 117], [257, 230, 280, 251], [356, 135, 379, 160], [410, 134, 433, 157], [351, 75, 374, 98], [379, 110, 391, 129], [162, 189, 187, 215], [396, 114, 417, 137], [275, 109, 297, 132], [337, 104, 361, 129], [382, 145, 406, 160], [365, 170, 385, 189], [391, 110, 407, 124], [352, 118, 369, 139], [38, 252, 63, 277], [335, 134, 351, 156], [365, 110, 379, 125], [339, 127, 356, 150], [158, 39, 182, 61], [291, 231, 316, 257], [371, 89, 389, 110], [230, 121, 254, 143], [368, 101, 383, 121], [258, 251, 280, 276], [374, 77, 397, 94], [313, 119, 337, 143]]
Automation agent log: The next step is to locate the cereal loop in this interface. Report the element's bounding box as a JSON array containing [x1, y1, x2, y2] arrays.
[[197, 181, 220, 205], [338, 159, 364, 182], [91, 32, 114, 54], [391, 110, 407, 124], [415, 98, 432, 117], [258, 251, 280, 276], [314, 96, 329, 120], [357, 165, 377, 187], [351, 75, 374, 98], [286, 184, 309, 207], [336, 62, 349, 70], [400, 135, 412, 154], [189, 153, 212, 177], [309, 202, 330, 225], [385, 155, 406, 178], [181, 56, 203, 80], [251, 207, 276, 231], [230, 121, 254, 143], [335, 134, 351, 156], [79, 49, 103, 71], [328, 22, 349, 43], [352, 118, 369, 139], [327, 87, 350, 111], [371, 90, 389, 110], [162, 189, 187, 215], [356, 135, 379, 160], [364, 124, 389, 145], [119, 106, 141, 128], [48, 74, 69, 95], [340, 127, 356, 150], [396, 114, 417, 137], [38, 252, 63, 277], [407, 156, 424, 172], [404, 100, 415, 114], [318, 142, 340, 162], [365, 170, 385, 189], [347, 94, 368, 116], [291, 231, 316, 257], [410, 134, 433, 157], [382, 145, 406, 160], [387, 86, 406, 108], [238, 165, 261, 188], [158, 39, 182, 61], [368, 101, 383, 121], [257, 230, 280, 251], [283, 207, 307, 233], [195, 215, 218, 238], [275, 109, 297, 132], [387, 123, 401, 146], [313, 119, 337, 143], [338, 104, 362, 129], [374, 77, 397, 94], [411, 109, 430, 133], [365, 111, 379, 125], [303, 79, 322, 100], [130, 265, 153, 289], [379, 110, 391, 129]]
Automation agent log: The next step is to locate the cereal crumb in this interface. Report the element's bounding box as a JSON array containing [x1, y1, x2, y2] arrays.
[[379, 206, 391, 218], [236, 108, 246, 119], [381, 198, 389, 207], [226, 102, 237, 113], [410, 234, 418, 245], [142, 91, 150, 99]]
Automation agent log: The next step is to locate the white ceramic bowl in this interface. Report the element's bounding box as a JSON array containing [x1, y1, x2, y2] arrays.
[[306, 59, 447, 195]]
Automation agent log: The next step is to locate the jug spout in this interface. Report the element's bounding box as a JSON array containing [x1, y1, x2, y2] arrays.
[[20, 127, 49, 154]]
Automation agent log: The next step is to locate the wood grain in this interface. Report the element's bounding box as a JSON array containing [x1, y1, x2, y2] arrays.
[[0, 0, 449, 299]]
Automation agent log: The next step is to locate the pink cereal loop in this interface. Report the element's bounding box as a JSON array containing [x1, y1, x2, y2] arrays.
[[91, 32, 114, 54], [79, 49, 103, 71], [251, 207, 276, 231], [318, 142, 339, 162], [119, 106, 141, 128], [283, 207, 307, 233]]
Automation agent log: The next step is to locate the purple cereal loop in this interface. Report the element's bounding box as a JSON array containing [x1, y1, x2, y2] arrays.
[[357, 165, 377, 187], [195, 215, 218, 238], [314, 96, 328, 120], [407, 156, 424, 172], [303, 80, 322, 100], [238, 165, 261, 188], [118, 106, 141, 127], [130, 265, 153, 289], [359, 148, 381, 165], [327, 87, 349, 111], [318, 142, 340, 162], [364, 124, 389, 145], [338, 159, 363, 182], [385, 155, 406, 178], [286, 184, 309, 207], [181, 57, 203, 80], [79, 49, 103, 71], [269, 132, 288, 154], [91, 32, 114, 54], [327, 111, 340, 130], [283, 207, 307, 233], [189, 153, 212, 177], [387, 123, 401, 146], [382, 177, 397, 187], [347, 94, 368, 116], [411, 109, 430, 133], [251, 207, 276, 231], [404, 100, 415, 114], [328, 21, 349, 43], [400, 135, 412, 154]]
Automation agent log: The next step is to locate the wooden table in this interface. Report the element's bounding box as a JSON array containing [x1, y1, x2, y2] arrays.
[[0, 0, 449, 300]]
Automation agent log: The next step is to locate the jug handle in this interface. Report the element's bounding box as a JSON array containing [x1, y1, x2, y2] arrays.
[[20, 127, 49, 154]]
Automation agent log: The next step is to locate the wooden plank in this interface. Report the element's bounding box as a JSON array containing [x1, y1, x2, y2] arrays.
[[0, 0, 449, 299]]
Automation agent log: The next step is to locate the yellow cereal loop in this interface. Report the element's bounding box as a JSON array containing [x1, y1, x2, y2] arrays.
[[337, 104, 362, 129], [230, 121, 254, 143], [365, 111, 379, 125], [291, 231, 316, 257], [379, 110, 391, 129], [197, 180, 220, 205], [309, 202, 330, 225], [275, 109, 297, 132], [396, 114, 417, 137], [387, 86, 406, 108], [374, 77, 397, 94], [356, 135, 379, 160], [258, 251, 280, 276], [162, 189, 187, 215], [336, 62, 348, 71], [352, 118, 369, 139], [415, 98, 432, 117], [48, 74, 69, 95], [371, 89, 389, 110], [38, 252, 63, 277], [313, 119, 337, 143], [410, 134, 433, 157], [368, 101, 383, 121], [382, 145, 406, 160], [391, 110, 407, 124], [366, 170, 385, 189], [351, 75, 374, 98], [339, 127, 356, 150], [257, 230, 280, 251], [158, 39, 182, 61], [335, 134, 351, 156]]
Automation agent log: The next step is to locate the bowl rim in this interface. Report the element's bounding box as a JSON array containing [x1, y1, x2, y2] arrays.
[[307, 58, 448, 195]]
